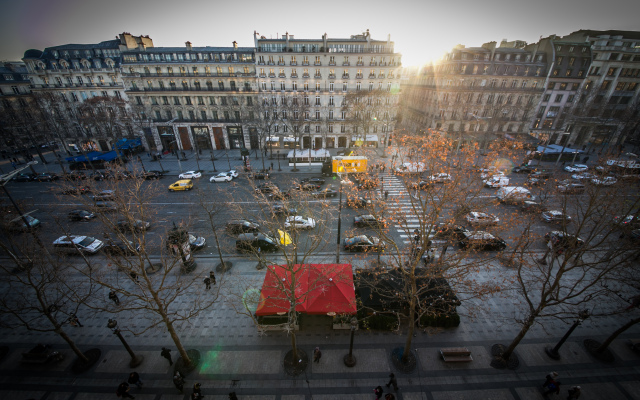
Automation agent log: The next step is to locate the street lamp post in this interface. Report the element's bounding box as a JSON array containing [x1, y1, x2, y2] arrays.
[[107, 319, 144, 367], [343, 317, 358, 367], [545, 310, 590, 360], [336, 181, 343, 263]]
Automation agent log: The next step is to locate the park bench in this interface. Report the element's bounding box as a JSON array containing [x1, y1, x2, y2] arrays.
[[440, 347, 473, 362]]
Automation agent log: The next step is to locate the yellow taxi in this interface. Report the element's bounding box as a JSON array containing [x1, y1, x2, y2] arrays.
[[168, 179, 193, 192]]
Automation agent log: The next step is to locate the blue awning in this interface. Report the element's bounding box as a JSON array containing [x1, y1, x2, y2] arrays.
[[96, 151, 118, 161], [66, 151, 102, 163], [115, 138, 142, 150]]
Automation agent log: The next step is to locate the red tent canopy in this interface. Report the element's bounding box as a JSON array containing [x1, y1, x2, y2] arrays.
[[255, 264, 356, 316]]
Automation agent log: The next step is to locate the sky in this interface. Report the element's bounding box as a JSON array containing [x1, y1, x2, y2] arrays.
[[1, 0, 639, 67]]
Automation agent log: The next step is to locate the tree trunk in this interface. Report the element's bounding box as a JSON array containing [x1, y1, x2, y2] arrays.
[[596, 316, 640, 353], [501, 313, 537, 361], [55, 327, 89, 362], [211, 227, 226, 269], [165, 316, 191, 368], [290, 308, 298, 361], [402, 278, 418, 363]]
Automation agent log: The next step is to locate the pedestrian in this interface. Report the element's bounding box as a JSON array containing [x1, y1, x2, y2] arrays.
[[109, 291, 120, 305], [161, 347, 173, 366], [192, 382, 204, 400], [204, 277, 211, 290], [584, 156, 589, 163], [69, 314, 83, 327], [116, 382, 135, 399], [11, 161, 16, 169], [181, 151, 186, 159], [384, 190, 389, 200], [567, 385, 581, 399], [229, 392, 238, 400], [386, 373, 399, 391], [414, 229, 421, 244], [543, 379, 561, 396], [313, 347, 322, 363], [270, 162, 274, 171], [374, 385, 384, 399], [128, 371, 143, 389], [210, 271, 217, 285], [385, 394, 395, 400], [173, 371, 185, 393], [543, 372, 559, 388]]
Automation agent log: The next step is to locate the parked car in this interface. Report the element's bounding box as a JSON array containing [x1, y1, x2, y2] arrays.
[[178, 170, 202, 179], [91, 190, 115, 201], [484, 175, 510, 188], [613, 215, 640, 231], [53, 235, 104, 254], [189, 234, 206, 250], [459, 231, 507, 251], [225, 170, 239, 179], [168, 179, 193, 191], [301, 177, 325, 185], [68, 209, 96, 221], [571, 172, 597, 181], [465, 211, 499, 226], [591, 176, 617, 186], [62, 186, 91, 195], [544, 231, 584, 253], [209, 172, 233, 182], [480, 168, 504, 179], [343, 235, 386, 252], [564, 164, 589, 172], [34, 173, 59, 182], [521, 201, 546, 213], [116, 219, 151, 232], [13, 173, 35, 182], [141, 170, 164, 180], [236, 232, 279, 253], [284, 216, 316, 230], [557, 180, 585, 194], [226, 219, 259, 234], [541, 210, 572, 223], [354, 214, 387, 228]]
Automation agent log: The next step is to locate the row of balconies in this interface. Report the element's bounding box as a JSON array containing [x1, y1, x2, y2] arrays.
[[122, 72, 255, 78], [256, 73, 397, 80], [35, 82, 121, 88], [127, 87, 255, 93]]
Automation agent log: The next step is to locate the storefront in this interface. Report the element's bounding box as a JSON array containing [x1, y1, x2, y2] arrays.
[[351, 135, 379, 148], [227, 126, 244, 149], [158, 126, 176, 153], [191, 126, 212, 150]]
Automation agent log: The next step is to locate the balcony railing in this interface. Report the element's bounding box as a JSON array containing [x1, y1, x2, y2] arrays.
[[291, 74, 298, 78], [342, 74, 350, 79], [302, 62, 309, 66], [314, 74, 322, 78], [329, 62, 336, 66], [356, 62, 364, 66], [126, 87, 256, 93], [343, 62, 350, 66], [302, 73, 310, 78], [279, 74, 286, 78], [328, 74, 336, 79], [369, 74, 376, 79], [314, 62, 322, 66], [356, 74, 363, 79], [290, 62, 297, 66]]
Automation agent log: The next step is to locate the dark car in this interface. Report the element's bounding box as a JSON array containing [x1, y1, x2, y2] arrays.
[[267, 190, 291, 201], [407, 180, 432, 190], [14, 173, 35, 182], [65, 171, 88, 180], [544, 231, 584, 253], [6, 214, 41, 231], [102, 236, 139, 256], [346, 196, 371, 208], [116, 219, 151, 232], [104, 170, 133, 180], [93, 201, 118, 213], [271, 203, 297, 216], [311, 187, 338, 198], [255, 183, 279, 194], [512, 164, 537, 173], [62, 186, 91, 195], [249, 170, 270, 179], [431, 224, 468, 241], [68, 209, 96, 221], [91, 190, 115, 201], [34, 173, 59, 182], [343, 235, 386, 252], [294, 182, 321, 191], [236, 232, 279, 253], [141, 170, 164, 180], [529, 170, 551, 179], [354, 214, 387, 228], [90, 171, 106, 181], [301, 177, 326, 185], [226, 219, 260, 234], [521, 201, 546, 213], [541, 210, 572, 223], [557, 180, 585, 194], [459, 231, 507, 251]]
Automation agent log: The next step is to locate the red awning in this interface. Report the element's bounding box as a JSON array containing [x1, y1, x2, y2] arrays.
[[255, 264, 356, 316]]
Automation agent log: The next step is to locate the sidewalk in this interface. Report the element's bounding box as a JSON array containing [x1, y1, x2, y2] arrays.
[[0, 257, 639, 399]]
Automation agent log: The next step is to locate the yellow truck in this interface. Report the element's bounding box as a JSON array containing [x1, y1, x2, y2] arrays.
[[322, 156, 368, 176]]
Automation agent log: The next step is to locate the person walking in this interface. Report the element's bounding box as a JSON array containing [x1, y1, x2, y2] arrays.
[[543, 372, 559, 388], [11, 161, 16, 169], [116, 382, 135, 399], [384, 190, 389, 200], [161, 347, 173, 366], [210, 271, 216, 285], [109, 291, 120, 305], [69, 314, 83, 327], [567, 386, 581, 399], [386, 373, 399, 391], [313, 347, 322, 363], [192, 382, 204, 400], [228, 392, 238, 400], [204, 277, 211, 290], [128, 371, 143, 389], [173, 371, 185, 393], [543, 379, 561, 396], [374, 385, 384, 399]]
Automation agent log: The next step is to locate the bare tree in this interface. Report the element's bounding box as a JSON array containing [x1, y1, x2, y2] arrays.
[[282, 93, 311, 172]]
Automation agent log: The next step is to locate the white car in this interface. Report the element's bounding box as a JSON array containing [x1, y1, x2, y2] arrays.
[[428, 173, 452, 183], [480, 169, 504, 180], [226, 170, 238, 179], [564, 164, 588, 173], [571, 173, 597, 180], [209, 172, 232, 182], [591, 176, 617, 186], [465, 211, 500, 226], [284, 216, 316, 230], [179, 171, 202, 179]]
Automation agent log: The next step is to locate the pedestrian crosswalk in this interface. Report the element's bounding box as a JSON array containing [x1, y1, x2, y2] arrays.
[[380, 172, 421, 245]]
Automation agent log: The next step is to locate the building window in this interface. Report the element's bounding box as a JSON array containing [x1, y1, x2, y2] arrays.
[[316, 126, 320, 133], [315, 96, 320, 106], [292, 81, 297, 91], [174, 96, 181, 105], [555, 94, 563, 102]]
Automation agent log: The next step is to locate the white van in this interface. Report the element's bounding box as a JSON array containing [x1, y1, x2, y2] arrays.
[[53, 235, 104, 255], [484, 175, 510, 188], [395, 162, 426, 174], [496, 186, 535, 204]]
